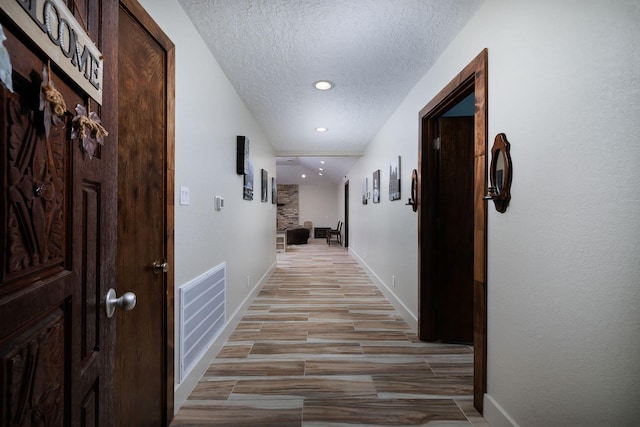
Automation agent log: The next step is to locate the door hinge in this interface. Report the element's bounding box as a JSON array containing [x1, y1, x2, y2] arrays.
[[433, 137, 441, 150]]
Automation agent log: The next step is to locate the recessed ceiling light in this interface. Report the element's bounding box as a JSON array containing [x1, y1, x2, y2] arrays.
[[320, 160, 325, 164], [319, 172, 323, 176], [301, 174, 306, 178], [314, 80, 333, 91], [315, 127, 328, 132], [319, 168, 324, 171]]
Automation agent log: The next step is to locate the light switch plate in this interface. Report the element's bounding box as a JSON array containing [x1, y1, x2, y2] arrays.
[[180, 186, 190, 206]]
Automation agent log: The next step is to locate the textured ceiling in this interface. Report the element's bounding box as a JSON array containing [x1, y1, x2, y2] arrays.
[[177, 0, 483, 183]]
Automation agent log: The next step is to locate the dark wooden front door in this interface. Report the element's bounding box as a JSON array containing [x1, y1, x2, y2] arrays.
[[435, 116, 474, 343], [0, 1, 118, 425], [116, 1, 174, 425]]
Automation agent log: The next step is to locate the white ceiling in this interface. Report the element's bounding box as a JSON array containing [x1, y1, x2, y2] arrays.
[[276, 156, 359, 185], [177, 0, 483, 184]]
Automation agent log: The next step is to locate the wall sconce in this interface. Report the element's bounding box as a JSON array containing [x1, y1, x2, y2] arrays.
[[484, 133, 512, 213], [406, 169, 418, 212]]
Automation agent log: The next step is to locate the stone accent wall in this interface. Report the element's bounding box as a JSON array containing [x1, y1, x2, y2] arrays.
[[277, 184, 298, 230]]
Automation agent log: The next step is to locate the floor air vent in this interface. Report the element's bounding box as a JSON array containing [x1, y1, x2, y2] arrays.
[[180, 262, 226, 382]]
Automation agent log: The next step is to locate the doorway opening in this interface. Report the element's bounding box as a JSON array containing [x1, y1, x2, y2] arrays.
[[418, 49, 488, 412], [344, 180, 350, 248]]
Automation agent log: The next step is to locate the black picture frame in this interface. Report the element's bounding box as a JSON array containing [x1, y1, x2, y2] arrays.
[[261, 169, 268, 202], [237, 135, 249, 175]]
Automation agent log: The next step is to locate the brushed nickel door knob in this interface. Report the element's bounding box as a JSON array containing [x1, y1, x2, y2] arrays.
[[105, 288, 137, 318]]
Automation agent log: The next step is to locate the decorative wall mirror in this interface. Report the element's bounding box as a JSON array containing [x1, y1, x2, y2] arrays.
[[406, 168, 418, 212], [484, 133, 512, 212]]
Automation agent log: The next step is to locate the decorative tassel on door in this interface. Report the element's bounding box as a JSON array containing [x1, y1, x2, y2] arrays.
[[71, 101, 109, 159], [40, 61, 66, 138]]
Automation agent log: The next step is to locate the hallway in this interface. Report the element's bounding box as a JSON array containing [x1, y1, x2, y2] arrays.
[[171, 240, 487, 426]]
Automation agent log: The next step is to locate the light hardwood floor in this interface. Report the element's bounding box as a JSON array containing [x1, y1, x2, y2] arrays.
[[171, 239, 488, 426]]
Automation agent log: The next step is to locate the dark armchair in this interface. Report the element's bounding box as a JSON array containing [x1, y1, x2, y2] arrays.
[[286, 227, 310, 245]]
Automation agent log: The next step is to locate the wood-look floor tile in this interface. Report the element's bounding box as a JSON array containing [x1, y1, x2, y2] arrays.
[[347, 304, 395, 311], [429, 363, 474, 376], [231, 377, 378, 399], [373, 375, 473, 397], [302, 398, 467, 426], [228, 329, 308, 342], [247, 303, 271, 309], [308, 330, 409, 341], [235, 322, 263, 330], [172, 240, 483, 426], [309, 311, 397, 321], [260, 321, 355, 333], [305, 359, 430, 376], [170, 400, 302, 427], [216, 344, 252, 358], [251, 342, 363, 356], [241, 314, 309, 322], [354, 320, 412, 330], [186, 380, 236, 400], [362, 344, 473, 356], [206, 360, 305, 377]]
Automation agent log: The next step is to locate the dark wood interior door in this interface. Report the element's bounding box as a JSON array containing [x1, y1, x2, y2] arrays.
[[116, 1, 174, 425], [344, 181, 349, 247], [0, 1, 118, 425], [435, 116, 474, 343]]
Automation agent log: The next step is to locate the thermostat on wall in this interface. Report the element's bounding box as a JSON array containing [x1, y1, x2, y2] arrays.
[[215, 196, 224, 211]]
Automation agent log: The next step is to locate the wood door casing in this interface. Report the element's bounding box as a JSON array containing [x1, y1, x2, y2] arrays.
[[0, 1, 118, 425], [116, 0, 175, 425], [418, 49, 488, 412], [435, 117, 474, 343]]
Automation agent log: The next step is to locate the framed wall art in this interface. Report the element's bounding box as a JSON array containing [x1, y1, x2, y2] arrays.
[[271, 177, 277, 204], [362, 177, 369, 205], [243, 160, 254, 200], [373, 169, 380, 203], [389, 156, 401, 201]]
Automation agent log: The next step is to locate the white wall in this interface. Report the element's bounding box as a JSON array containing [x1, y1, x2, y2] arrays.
[[344, 151, 419, 319], [346, 0, 640, 426], [138, 0, 276, 409], [299, 184, 340, 232]]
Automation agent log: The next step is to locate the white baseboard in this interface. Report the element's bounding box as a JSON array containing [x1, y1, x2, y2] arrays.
[[484, 393, 519, 427], [173, 261, 276, 413], [348, 248, 418, 333]]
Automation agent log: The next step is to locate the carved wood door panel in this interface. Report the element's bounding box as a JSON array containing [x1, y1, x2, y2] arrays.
[[0, 1, 118, 426]]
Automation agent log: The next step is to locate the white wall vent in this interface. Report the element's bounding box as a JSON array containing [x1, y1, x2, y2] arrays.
[[179, 262, 226, 382]]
